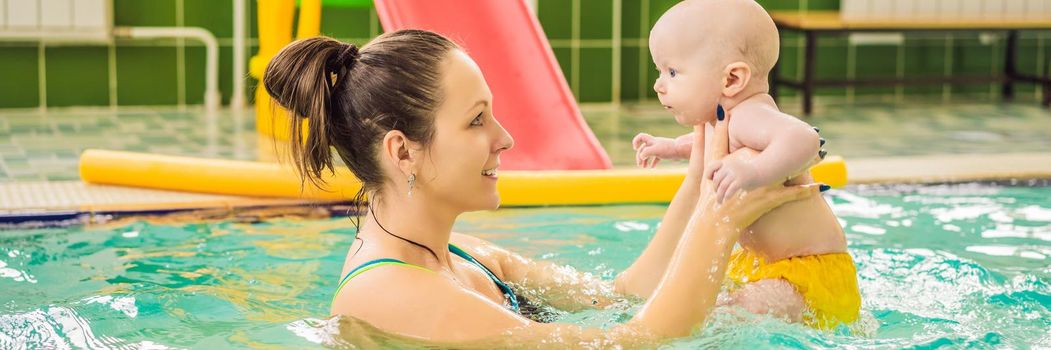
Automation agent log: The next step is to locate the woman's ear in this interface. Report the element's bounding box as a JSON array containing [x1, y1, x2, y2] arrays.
[[382, 130, 419, 178], [721, 62, 752, 98]]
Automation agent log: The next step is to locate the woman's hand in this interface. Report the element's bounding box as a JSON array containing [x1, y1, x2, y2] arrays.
[[697, 109, 826, 235]]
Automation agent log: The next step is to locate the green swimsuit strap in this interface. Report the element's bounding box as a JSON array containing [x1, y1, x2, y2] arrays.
[[332, 244, 519, 312], [331, 258, 432, 304], [449, 243, 521, 312]]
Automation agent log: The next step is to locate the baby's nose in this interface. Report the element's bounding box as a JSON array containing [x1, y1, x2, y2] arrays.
[[653, 79, 666, 94]]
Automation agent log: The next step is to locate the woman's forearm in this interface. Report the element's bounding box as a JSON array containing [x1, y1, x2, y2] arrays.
[[614, 171, 702, 298], [503, 253, 619, 311], [627, 210, 738, 338], [615, 128, 706, 298]]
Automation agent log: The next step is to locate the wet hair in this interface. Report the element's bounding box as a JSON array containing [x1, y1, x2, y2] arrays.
[[263, 30, 459, 208]]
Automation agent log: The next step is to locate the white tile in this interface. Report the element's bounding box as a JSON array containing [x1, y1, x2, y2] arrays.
[[1004, 0, 1027, 18], [841, 0, 870, 21], [936, 0, 961, 19], [893, 0, 915, 19], [73, 0, 105, 29], [960, 0, 985, 19], [39, 0, 70, 28], [916, 0, 941, 20], [982, 0, 1005, 20], [870, 0, 893, 18], [6, 0, 38, 28], [1025, 0, 1049, 19]]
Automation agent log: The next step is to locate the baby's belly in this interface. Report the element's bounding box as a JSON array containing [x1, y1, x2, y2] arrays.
[[720, 145, 846, 262], [740, 192, 847, 262]]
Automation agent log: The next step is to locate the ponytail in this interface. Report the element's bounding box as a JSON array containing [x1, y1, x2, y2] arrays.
[[263, 37, 357, 189], [263, 31, 458, 204]]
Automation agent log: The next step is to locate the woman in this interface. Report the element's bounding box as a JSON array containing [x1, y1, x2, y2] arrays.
[[263, 30, 825, 346]]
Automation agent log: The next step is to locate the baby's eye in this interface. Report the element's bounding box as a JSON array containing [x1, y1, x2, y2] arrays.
[[668, 69, 677, 78]]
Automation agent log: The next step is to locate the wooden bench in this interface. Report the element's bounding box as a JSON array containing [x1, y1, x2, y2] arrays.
[[768, 10, 1051, 115]]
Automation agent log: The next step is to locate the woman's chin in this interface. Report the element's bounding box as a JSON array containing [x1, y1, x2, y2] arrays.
[[482, 192, 501, 210], [463, 194, 502, 212], [486, 195, 502, 210]]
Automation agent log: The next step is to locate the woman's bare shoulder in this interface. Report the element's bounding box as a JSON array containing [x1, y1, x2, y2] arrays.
[[331, 255, 527, 341], [449, 232, 514, 274]]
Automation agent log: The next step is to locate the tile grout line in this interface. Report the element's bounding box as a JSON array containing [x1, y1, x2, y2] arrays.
[[108, 43, 117, 108], [847, 40, 856, 103], [942, 34, 954, 103], [609, 0, 622, 162], [989, 34, 998, 99], [896, 41, 904, 103], [611, 0, 621, 106], [1037, 33, 1045, 101], [37, 42, 46, 112], [639, 0, 649, 101], [1, 33, 1028, 49], [570, 0, 580, 98], [176, 0, 186, 110]]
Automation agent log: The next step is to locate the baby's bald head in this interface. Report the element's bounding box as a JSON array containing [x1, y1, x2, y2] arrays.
[[650, 0, 779, 80]]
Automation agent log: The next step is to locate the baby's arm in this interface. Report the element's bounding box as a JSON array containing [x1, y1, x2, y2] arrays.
[[707, 110, 820, 202], [632, 132, 696, 168]]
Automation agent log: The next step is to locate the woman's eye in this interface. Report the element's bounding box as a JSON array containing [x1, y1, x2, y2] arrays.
[[471, 113, 484, 126]]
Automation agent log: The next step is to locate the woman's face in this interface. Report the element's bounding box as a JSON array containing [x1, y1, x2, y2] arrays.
[[416, 50, 514, 212]]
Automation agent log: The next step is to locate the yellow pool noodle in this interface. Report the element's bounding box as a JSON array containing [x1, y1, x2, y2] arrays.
[[80, 149, 847, 207]]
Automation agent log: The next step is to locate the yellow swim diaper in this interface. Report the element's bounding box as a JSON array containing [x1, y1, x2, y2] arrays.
[[725, 249, 861, 329]]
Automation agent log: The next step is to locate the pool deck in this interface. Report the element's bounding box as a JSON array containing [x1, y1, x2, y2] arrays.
[[1, 99, 1049, 217], [848, 152, 1051, 184], [3, 151, 1049, 218]]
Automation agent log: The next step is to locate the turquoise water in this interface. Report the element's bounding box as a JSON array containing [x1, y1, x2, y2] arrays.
[[1, 184, 1049, 348]]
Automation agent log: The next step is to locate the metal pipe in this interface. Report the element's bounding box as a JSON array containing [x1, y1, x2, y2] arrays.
[[113, 26, 220, 111]]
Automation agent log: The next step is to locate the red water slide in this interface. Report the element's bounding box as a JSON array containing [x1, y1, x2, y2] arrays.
[[374, 0, 612, 170]]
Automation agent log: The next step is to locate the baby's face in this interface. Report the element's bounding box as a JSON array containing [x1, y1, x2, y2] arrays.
[[649, 30, 722, 126]]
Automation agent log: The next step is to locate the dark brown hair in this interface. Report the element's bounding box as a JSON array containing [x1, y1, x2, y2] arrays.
[[263, 30, 459, 203]]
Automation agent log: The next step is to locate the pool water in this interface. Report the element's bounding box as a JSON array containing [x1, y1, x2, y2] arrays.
[[1, 183, 1048, 348]]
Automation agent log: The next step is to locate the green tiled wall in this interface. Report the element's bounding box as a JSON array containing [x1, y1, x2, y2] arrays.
[[0, 47, 40, 108], [45, 47, 110, 107], [0, 0, 1048, 108], [539, 0, 1048, 103], [0, 0, 379, 109]]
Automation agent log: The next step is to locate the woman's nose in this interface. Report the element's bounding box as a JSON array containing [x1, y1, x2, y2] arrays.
[[493, 118, 514, 152]]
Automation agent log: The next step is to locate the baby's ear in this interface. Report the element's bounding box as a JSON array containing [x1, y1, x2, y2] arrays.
[[721, 62, 752, 98]]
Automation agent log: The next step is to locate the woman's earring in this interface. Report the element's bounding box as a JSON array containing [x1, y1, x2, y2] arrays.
[[407, 173, 416, 198]]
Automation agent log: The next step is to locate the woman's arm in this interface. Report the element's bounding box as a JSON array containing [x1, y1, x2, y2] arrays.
[[338, 114, 822, 345], [460, 124, 711, 309], [624, 113, 820, 337], [336, 181, 820, 347], [614, 123, 707, 299], [450, 233, 620, 312]]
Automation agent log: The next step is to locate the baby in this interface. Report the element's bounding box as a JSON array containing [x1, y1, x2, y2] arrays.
[[635, 0, 859, 329]]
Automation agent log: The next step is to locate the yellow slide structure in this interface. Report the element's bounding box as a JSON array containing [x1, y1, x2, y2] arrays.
[[79, 150, 847, 207]]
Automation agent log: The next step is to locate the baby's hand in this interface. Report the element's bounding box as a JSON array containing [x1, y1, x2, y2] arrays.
[[632, 133, 687, 168], [704, 158, 765, 203]]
